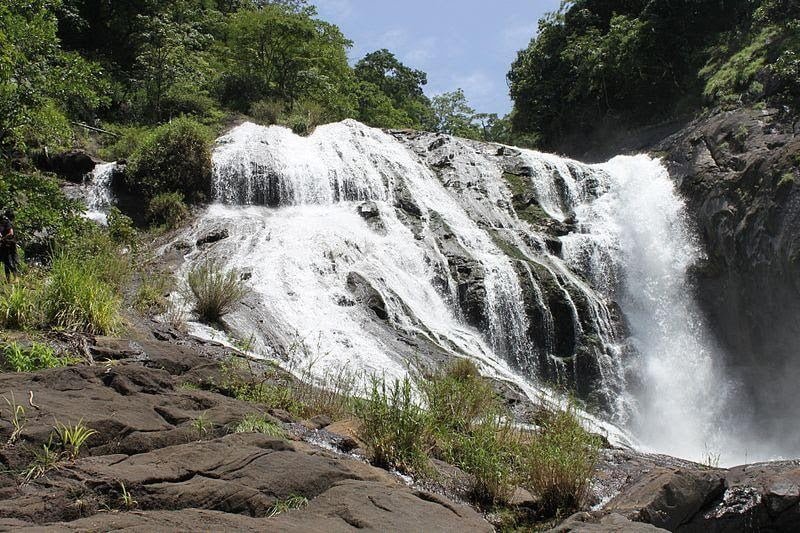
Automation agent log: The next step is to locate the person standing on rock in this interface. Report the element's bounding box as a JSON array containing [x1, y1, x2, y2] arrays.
[[0, 210, 19, 282]]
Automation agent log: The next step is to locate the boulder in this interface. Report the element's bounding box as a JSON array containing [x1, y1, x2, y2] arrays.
[[604, 467, 725, 530], [196, 228, 230, 247], [269, 480, 492, 532], [36, 149, 100, 182], [345, 272, 388, 320]]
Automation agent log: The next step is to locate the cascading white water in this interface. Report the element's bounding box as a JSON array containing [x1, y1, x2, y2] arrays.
[[174, 119, 750, 460], [83, 162, 117, 224], [526, 152, 734, 462]]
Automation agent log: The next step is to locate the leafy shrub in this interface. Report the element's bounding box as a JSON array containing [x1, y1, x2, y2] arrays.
[[2, 342, 68, 372], [107, 207, 137, 246], [42, 252, 122, 334], [98, 124, 151, 161], [0, 170, 92, 258], [127, 117, 213, 203], [250, 100, 285, 125], [134, 274, 171, 315], [355, 378, 431, 474], [186, 260, 247, 323], [521, 406, 601, 516], [147, 192, 190, 229]]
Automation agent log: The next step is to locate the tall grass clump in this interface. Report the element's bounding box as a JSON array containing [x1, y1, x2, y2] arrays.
[[521, 405, 601, 516], [41, 252, 122, 334], [0, 283, 38, 329], [186, 260, 247, 323], [355, 377, 431, 474]]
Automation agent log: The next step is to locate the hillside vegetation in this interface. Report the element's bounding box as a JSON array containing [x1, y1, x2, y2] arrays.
[[508, 0, 800, 150]]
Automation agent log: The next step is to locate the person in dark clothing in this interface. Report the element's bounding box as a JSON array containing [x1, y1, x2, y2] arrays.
[[0, 210, 19, 282]]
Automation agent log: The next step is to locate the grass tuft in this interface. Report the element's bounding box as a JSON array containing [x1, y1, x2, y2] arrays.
[[186, 260, 247, 323], [234, 413, 286, 437]]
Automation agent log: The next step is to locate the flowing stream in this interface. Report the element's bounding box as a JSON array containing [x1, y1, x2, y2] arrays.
[[165, 120, 752, 462]]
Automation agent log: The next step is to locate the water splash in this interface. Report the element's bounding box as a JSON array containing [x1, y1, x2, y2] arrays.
[[83, 162, 117, 224]]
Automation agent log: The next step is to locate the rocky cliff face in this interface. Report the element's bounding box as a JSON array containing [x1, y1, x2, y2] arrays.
[[654, 108, 800, 452]]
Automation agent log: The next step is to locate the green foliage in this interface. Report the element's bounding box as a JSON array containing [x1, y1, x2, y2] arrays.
[[354, 49, 434, 130], [422, 359, 498, 435], [24, 438, 61, 481], [234, 413, 286, 437], [107, 207, 137, 246], [133, 273, 171, 315], [191, 411, 213, 435], [430, 89, 481, 139], [53, 419, 97, 459], [521, 406, 601, 516], [42, 250, 123, 334], [507, 0, 777, 148], [1, 341, 68, 372], [147, 192, 189, 229], [221, 4, 354, 117], [0, 283, 38, 329], [2, 393, 27, 444], [127, 117, 213, 203], [0, 170, 91, 257], [186, 260, 247, 323], [0, 0, 107, 151], [355, 377, 432, 475]]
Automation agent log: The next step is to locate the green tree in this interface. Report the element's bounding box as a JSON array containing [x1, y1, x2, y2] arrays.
[[222, 4, 354, 116], [430, 89, 480, 139], [132, 2, 218, 122], [0, 0, 104, 152], [354, 49, 435, 130]]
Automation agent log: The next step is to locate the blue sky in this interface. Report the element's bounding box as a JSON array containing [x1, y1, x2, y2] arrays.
[[313, 0, 562, 116]]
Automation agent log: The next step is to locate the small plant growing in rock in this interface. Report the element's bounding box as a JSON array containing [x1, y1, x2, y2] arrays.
[[2, 393, 26, 445], [54, 420, 97, 459], [24, 438, 62, 482], [191, 412, 213, 435], [186, 260, 247, 323], [234, 413, 286, 437], [266, 495, 308, 517], [119, 482, 138, 509]]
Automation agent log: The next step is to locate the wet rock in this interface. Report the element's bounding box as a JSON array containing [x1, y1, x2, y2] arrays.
[[196, 228, 230, 246], [357, 201, 380, 219], [345, 272, 388, 320], [428, 212, 487, 328], [36, 149, 100, 182]]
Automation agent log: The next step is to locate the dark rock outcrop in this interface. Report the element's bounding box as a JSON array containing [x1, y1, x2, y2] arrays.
[[35, 150, 100, 182]]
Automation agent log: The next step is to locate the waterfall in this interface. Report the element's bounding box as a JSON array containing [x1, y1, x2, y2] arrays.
[[529, 152, 733, 461], [175, 120, 742, 460], [83, 162, 117, 224]]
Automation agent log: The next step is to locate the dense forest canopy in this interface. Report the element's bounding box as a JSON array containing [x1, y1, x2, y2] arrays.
[[508, 0, 800, 149], [1, 0, 798, 164], [1, 0, 517, 160]]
